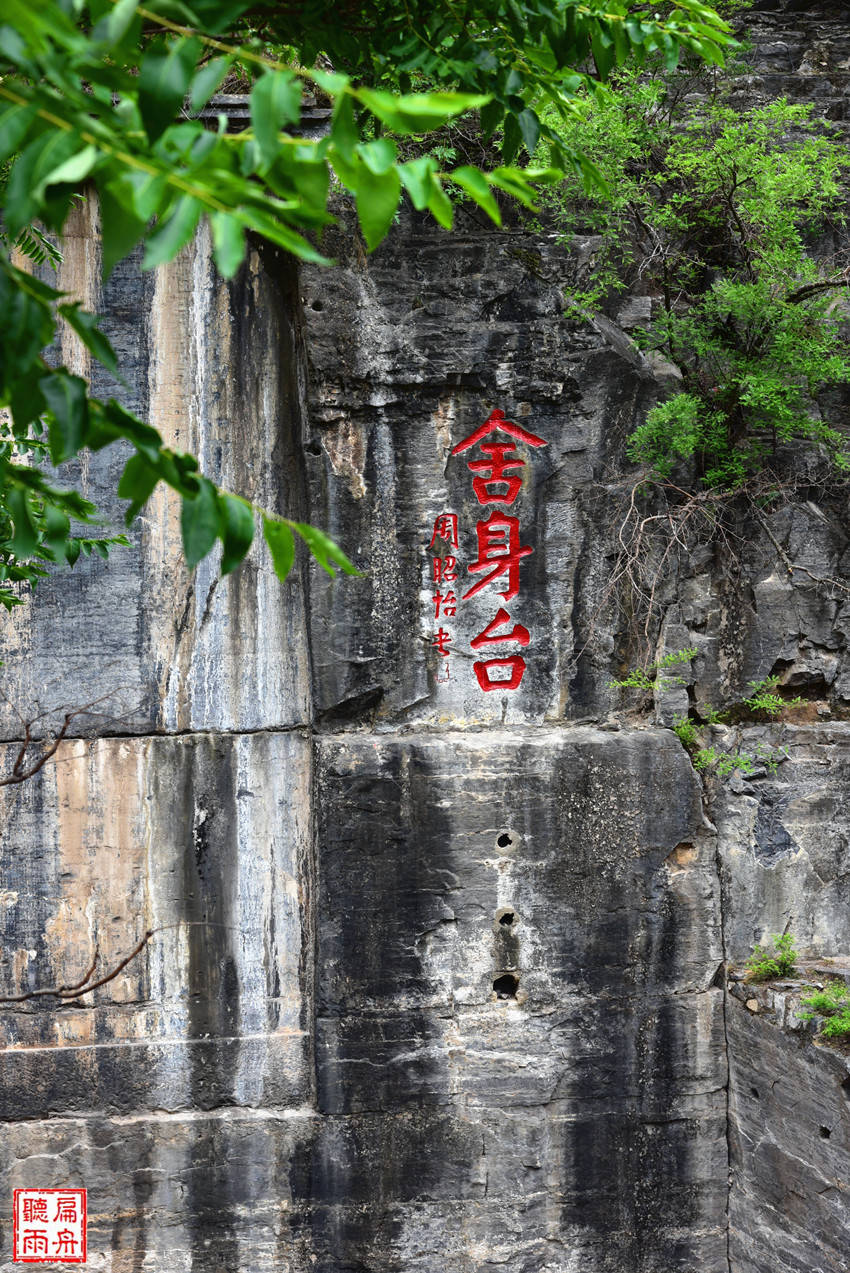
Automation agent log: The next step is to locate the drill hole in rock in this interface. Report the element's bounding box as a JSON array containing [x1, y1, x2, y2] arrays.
[[497, 832, 513, 848], [498, 911, 515, 927], [493, 973, 519, 999], [820, 1126, 832, 1139]]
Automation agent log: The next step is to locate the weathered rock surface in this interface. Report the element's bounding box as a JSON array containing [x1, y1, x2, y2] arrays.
[[1, 212, 311, 741], [727, 975, 850, 1273], [1, 2, 850, 1269]]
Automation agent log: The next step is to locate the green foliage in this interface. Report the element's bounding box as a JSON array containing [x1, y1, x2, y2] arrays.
[[608, 645, 697, 691], [800, 980, 850, 1018], [743, 675, 804, 717], [819, 1014, 850, 1040], [800, 979, 850, 1039], [0, 0, 731, 608], [745, 933, 798, 981], [611, 648, 805, 779], [544, 74, 850, 489], [690, 740, 786, 779], [672, 715, 699, 748]]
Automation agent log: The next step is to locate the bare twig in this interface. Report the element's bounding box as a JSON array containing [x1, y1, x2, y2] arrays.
[[0, 920, 249, 1005], [0, 932, 152, 1003], [0, 690, 136, 787]]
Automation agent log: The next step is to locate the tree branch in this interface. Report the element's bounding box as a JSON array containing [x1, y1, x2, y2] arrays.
[[0, 931, 153, 1003], [786, 277, 850, 304]]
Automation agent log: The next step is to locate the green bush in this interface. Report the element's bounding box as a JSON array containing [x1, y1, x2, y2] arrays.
[[799, 980, 850, 1038], [800, 980, 850, 1018], [743, 675, 804, 718], [745, 932, 798, 980], [608, 646, 697, 692], [541, 74, 850, 490]]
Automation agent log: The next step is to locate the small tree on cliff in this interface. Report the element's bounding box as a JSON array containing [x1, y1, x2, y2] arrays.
[[0, 0, 732, 613]]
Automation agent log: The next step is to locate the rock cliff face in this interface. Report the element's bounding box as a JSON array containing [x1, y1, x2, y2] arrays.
[[2, 3, 850, 1270]]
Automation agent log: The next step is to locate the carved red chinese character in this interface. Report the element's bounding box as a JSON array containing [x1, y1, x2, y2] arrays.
[[451, 408, 546, 455], [470, 607, 530, 650], [473, 656, 527, 691], [432, 556, 458, 586], [465, 442, 526, 505], [432, 590, 457, 619], [429, 513, 459, 549], [432, 628, 452, 656], [463, 511, 532, 602]]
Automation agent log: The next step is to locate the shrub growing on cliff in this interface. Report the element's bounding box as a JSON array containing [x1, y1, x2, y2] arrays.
[[0, 1, 733, 611], [745, 933, 798, 981], [800, 980, 850, 1039], [611, 650, 803, 779], [544, 78, 850, 489]]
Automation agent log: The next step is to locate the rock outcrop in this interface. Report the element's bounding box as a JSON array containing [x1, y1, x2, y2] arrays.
[[1, 3, 850, 1269]]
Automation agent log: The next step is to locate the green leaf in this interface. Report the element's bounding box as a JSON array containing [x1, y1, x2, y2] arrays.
[[117, 452, 159, 523], [6, 487, 39, 558], [5, 130, 81, 234], [479, 99, 504, 141], [291, 521, 360, 577], [42, 503, 70, 559], [250, 70, 301, 167], [590, 24, 616, 79], [10, 377, 46, 433], [517, 108, 541, 155], [189, 56, 230, 111], [355, 165, 401, 251], [309, 68, 349, 96], [97, 182, 148, 280], [138, 37, 201, 142], [101, 399, 164, 464], [210, 211, 246, 277], [0, 102, 36, 164], [232, 207, 331, 265], [40, 371, 89, 463], [43, 143, 99, 187], [263, 516, 295, 582], [450, 166, 501, 225], [358, 137, 397, 175], [180, 475, 222, 568], [91, 0, 139, 46], [357, 89, 491, 134], [489, 167, 538, 208], [58, 303, 119, 376], [219, 493, 254, 575], [330, 92, 358, 162], [143, 195, 203, 269], [105, 168, 168, 222], [426, 174, 454, 230], [399, 156, 438, 210]]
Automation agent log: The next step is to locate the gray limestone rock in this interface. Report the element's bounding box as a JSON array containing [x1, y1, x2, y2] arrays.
[[2, 4, 850, 1267]]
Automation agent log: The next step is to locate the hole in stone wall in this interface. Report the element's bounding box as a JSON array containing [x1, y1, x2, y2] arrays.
[[842, 1077, 850, 1102], [820, 1126, 832, 1139], [497, 833, 513, 848], [499, 911, 515, 926], [493, 973, 519, 999], [305, 441, 323, 457], [311, 299, 324, 311], [750, 1087, 760, 1099]]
